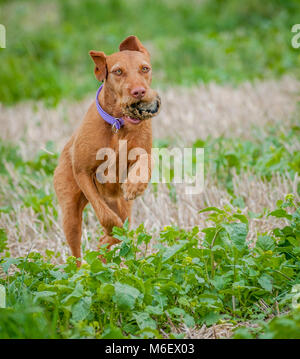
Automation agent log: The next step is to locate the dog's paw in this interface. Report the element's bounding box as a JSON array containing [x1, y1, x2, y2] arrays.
[[98, 234, 120, 263], [98, 234, 120, 249], [121, 181, 148, 201]]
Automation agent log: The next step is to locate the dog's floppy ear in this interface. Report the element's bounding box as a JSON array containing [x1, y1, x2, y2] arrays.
[[119, 36, 150, 57], [89, 51, 107, 81]]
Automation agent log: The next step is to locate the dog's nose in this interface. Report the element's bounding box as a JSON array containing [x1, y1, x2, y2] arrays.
[[131, 87, 146, 99]]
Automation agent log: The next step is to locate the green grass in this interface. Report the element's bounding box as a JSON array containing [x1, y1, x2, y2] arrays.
[[1, 0, 300, 105], [154, 122, 300, 197], [234, 308, 300, 339], [196, 124, 300, 194]]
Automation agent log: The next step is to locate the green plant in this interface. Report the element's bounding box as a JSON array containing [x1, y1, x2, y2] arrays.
[[1, 195, 299, 338]]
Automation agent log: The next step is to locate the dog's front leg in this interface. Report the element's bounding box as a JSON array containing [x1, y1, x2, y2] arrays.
[[121, 180, 149, 201], [75, 171, 123, 236], [121, 153, 151, 201]]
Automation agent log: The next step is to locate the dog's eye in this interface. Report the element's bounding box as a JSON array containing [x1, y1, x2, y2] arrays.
[[142, 66, 150, 73], [114, 69, 122, 76]]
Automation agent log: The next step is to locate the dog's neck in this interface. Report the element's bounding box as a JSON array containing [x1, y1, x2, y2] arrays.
[[98, 83, 122, 119]]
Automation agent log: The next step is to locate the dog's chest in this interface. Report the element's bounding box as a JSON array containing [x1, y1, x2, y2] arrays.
[[93, 139, 134, 198]]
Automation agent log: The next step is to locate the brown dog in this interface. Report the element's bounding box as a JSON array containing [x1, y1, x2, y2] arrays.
[[54, 36, 160, 263]]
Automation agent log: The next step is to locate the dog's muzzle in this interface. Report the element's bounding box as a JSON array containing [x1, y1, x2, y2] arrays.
[[124, 95, 161, 120]]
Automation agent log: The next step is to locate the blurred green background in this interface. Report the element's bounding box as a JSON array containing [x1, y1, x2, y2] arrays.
[[0, 0, 300, 106]]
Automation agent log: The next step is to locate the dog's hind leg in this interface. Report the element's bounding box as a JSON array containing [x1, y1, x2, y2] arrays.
[[61, 192, 87, 263], [54, 150, 88, 264]]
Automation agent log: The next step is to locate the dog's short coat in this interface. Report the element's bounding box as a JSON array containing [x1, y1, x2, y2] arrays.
[[54, 36, 160, 264]]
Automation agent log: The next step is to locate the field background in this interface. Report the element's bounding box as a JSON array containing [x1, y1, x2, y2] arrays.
[[0, 0, 300, 339]]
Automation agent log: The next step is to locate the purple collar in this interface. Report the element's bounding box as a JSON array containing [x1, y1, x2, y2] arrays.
[[95, 84, 124, 132]]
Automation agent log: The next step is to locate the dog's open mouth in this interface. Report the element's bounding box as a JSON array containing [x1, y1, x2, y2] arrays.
[[123, 116, 142, 125], [123, 95, 161, 123]]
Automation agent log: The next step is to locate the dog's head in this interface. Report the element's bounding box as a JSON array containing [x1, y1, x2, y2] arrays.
[[89, 36, 161, 124]]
